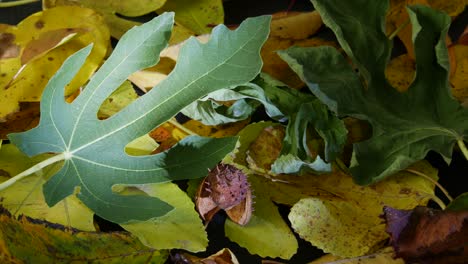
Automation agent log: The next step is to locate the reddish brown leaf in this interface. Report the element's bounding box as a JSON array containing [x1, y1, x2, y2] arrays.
[[383, 206, 468, 264], [195, 164, 253, 225]]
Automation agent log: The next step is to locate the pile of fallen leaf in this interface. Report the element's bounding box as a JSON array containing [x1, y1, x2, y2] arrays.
[[0, 0, 467, 263]]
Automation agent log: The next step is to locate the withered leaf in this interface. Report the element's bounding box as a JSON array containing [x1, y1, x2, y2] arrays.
[[384, 206, 468, 264], [196, 163, 253, 225]]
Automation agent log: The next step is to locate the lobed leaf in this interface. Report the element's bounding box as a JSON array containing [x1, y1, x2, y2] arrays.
[[280, 1, 468, 184], [8, 13, 271, 223]]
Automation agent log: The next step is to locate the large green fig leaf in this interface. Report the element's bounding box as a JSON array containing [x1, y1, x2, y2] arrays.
[[280, 1, 468, 184], [7, 13, 271, 223]]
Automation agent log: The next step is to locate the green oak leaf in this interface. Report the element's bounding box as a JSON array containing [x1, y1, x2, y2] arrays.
[[7, 13, 271, 223], [280, 1, 468, 184]]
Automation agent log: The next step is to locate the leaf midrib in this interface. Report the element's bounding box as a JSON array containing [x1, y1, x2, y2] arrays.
[[69, 26, 263, 156], [66, 20, 168, 152]]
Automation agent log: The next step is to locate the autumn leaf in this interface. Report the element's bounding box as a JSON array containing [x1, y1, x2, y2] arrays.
[[280, 1, 468, 184], [5, 14, 271, 224], [157, 0, 224, 35], [0, 6, 109, 121], [172, 248, 240, 264], [120, 182, 209, 252], [383, 206, 468, 263], [224, 174, 299, 259], [309, 247, 404, 264], [43, 0, 167, 38], [0, 206, 168, 263], [224, 122, 437, 257]]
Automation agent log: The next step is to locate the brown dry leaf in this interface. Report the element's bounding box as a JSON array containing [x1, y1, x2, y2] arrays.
[[383, 206, 468, 264], [0, 30, 20, 59], [0, 102, 39, 139], [270, 11, 322, 40], [172, 248, 240, 264], [195, 163, 252, 225], [0, 206, 168, 263], [20, 28, 83, 65]]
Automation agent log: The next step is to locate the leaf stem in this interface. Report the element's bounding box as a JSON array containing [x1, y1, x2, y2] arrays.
[[0, 0, 39, 8], [388, 19, 410, 40], [405, 168, 453, 202], [457, 139, 468, 161], [428, 194, 446, 210], [168, 118, 198, 136], [0, 153, 66, 191]]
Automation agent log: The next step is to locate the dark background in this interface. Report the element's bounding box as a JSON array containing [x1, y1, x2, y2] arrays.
[[1, 1, 467, 263]]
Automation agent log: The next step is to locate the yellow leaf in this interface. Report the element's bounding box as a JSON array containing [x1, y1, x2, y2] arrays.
[[385, 54, 415, 92], [426, 0, 468, 17], [97, 80, 139, 119], [0, 207, 168, 263], [386, 0, 465, 59], [386, 51, 468, 104], [286, 163, 437, 257], [270, 11, 322, 40], [450, 44, 468, 105], [309, 247, 404, 264], [43, 0, 167, 38], [225, 174, 298, 259], [157, 0, 224, 35], [0, 144, 95, 231], [183, 119, 250, 138], [120, 183, 208, 252], [261, 37, 338, 89], [0, 6, 109, 120]]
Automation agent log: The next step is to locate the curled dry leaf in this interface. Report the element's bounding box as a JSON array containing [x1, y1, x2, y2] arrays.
[[383, 206, 468, 264], [171, 248, 240, 264], [196, 163, 253, 225]]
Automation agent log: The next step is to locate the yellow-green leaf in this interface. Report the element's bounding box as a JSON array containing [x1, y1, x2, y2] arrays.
[[44, 0, 167, 38], [0, 207, 168, 263], [0, 6, 109, 120], [120, 183, 208, 252], [157, 0, 224, 35], [224, 174, 298, 259], [286, 162, 438, 257]]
